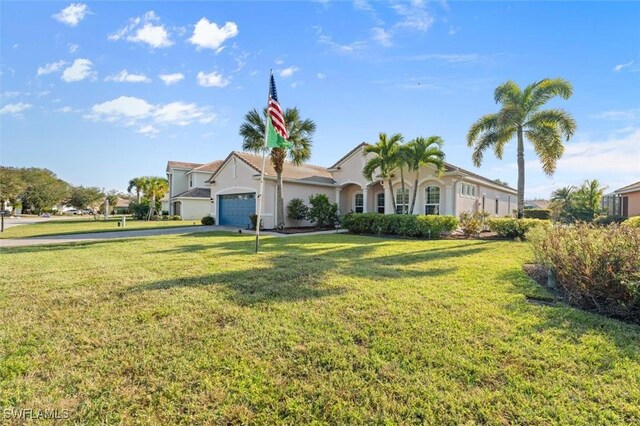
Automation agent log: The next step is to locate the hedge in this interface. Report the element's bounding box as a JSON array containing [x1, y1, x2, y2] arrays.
[[523, 209, 551, 220], [487, 218, 551, 239], [342, 213, 458, 238], [626, 216, 640, 228]]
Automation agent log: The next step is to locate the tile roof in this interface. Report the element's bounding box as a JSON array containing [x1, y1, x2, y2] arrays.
[[172, 187, 212, 199], [615, 180, 640, 194], [234, 151, 335, 184], [166, 161, 203, 172], [190, 160, 224, 173]]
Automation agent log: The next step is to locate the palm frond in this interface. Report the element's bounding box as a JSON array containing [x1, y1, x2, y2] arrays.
[[527, 78, 573, 112], [494, 80, 522, 105], [525, 123, 564, 176], [467, 113, 499, 146], [525, 108, 576, 141]]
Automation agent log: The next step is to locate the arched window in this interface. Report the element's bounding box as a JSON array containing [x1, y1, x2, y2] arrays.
[[396, 188, 409, 214], [425, 186, 440, 215], [354, 193, 364, 213], [377, 193, 385, 213]]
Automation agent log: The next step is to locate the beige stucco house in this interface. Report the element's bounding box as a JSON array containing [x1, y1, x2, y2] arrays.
[[167, 143, 517, 227]]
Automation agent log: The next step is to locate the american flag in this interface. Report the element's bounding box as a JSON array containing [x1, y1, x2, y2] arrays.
[[268, 74, 288, 140]]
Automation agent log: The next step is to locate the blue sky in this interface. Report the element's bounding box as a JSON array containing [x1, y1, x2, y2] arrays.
[[1, 1, 638, 198]]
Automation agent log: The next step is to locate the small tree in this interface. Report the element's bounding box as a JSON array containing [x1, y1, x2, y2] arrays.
[[307, 193, 339, 229], [287, 198, 309, 227]]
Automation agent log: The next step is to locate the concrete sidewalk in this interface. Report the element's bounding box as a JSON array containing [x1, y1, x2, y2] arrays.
[[0, 226, 348, 248]]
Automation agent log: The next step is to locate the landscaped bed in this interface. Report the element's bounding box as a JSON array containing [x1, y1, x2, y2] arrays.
[[0, 218, 201, 239], [1, 233, 638, 424]]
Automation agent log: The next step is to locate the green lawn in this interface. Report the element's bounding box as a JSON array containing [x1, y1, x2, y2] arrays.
[[0, 218, 202, 239], [1, 233, 638, 424]]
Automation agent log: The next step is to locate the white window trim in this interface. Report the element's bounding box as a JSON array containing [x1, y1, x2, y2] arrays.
[[424, 185, 441, 215], [354, 192, 364, 213], [376, 192, 385, 213], [395, 188, 410, 214]]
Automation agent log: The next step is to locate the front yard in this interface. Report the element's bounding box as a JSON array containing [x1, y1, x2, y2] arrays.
[[0, 233, 638, 424]]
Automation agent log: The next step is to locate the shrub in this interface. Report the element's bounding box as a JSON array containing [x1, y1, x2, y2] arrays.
[[529, 223, 640, 323], [249, 214, 263, 230], [307, 194, 339, 228], [459, 212, 482, 237], [487, 218, 551, 239], [625, 216, 640, 228], [171, 215, 182, 221], [523, 209, 551, 220], [342, 213, 458, 238], [593, 215, 626, 226], [287, 198, 309, 225], [201, 215, 215, 226]]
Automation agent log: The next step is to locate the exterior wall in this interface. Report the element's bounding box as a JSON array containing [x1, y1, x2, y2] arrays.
[[179, 198, 213, 220], [454, 180, 515, 217], [331, 149, 372, 187], [339, 184, 362, 214], [190, 171, 212, 188], [169, 169, 189, 198], [624, 191, 640, 217]]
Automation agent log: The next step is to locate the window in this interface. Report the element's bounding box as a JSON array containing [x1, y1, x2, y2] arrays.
[[355, 193, 364, 213], [189, 175, 193, 188], [396, 189, 409, 214], [377, 193, 385, 213], [482, 196, 486, 211], [425, 186, 440, 215], [471, 186, 476, 197], [495, 198, 499, 215]]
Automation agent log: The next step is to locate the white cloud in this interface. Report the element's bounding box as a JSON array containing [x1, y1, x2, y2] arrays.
[[137, 125, 159, 137], [53, 3, 89, 26], [279, 66, 299, 78], [88, 96, 153, 121], [55, 106, 74, 113], [317, 29, 366, 53], [196, 71, 230, 88], [392, 2, 434, 32], [37, 60, 66, 76], [188, 18, 238, 51], [154, 102, 215, 125], [159, 73, 185, 85], [613, 61, 634, 72], [68, 43, 79, 53], [448, 25, 460, 35], [109, 11, 173, 48], [353, 0, 374, 12], [371, 27, 392, 47], [274, 58, 285, 65], [400, 53, 480, 63], [61, 58, 94, 82], [105, 70, 151, 83], [316, 72, 326, 79], [0, 102, 32, 116], [1, 91, 20, 98], [592, 108, 640, 121]]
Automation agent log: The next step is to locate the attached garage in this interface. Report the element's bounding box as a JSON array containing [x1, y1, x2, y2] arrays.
[[218, 193, 256, 227]]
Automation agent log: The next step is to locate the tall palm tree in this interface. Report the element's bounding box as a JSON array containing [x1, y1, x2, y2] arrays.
[[396, 142, 410, 214], [141, 176, 169, 220], [362, 132, 403, 213], [127, 177, 147, 203], [467, 78, 576, 218], [239, 107, 315, 229], [574, 179, 606, 222], [404, 136, 446, 214]]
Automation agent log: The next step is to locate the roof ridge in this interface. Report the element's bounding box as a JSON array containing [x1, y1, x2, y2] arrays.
[[235, 150, 330, 171]]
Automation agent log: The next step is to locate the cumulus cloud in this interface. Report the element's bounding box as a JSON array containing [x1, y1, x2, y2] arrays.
[[37, 60, 66, 76], [61, 58, 95, 82], [0, 102, 32, 116], [109, 11, 173, 48], [159, 72, 184, 85], [86, 96, 216, 132], [189, 18, 238, 51], [279, 66, 299, 78], [371, 27, 392, 47], [53, 3, 89, 26], [196, 71, 230, 87], [105, 70, 151, 83]]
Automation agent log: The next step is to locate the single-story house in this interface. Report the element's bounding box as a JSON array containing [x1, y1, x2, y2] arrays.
[[167, 143, 517, 227], [603, 181, 640, 217]]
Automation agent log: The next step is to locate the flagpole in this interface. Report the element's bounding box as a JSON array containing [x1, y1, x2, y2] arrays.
[[255, 69, 272, 253]]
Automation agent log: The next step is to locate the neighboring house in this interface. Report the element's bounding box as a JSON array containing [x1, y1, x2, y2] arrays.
[[524, 199, 550, 210], [167, 143, 517, 227], [603, 181, 640, 217], [114, 198, 130, 215]]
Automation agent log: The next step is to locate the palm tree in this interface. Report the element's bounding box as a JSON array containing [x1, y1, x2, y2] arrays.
[[549, 185, 575, 223], [362, 132, 403, 213], [127, 177, 147, 203], [404, 136, 446, 214], [574, 179, 606, 222], [396, 142, 410, 214], [239, 107, 315, 229], [141, 176, 169, 220], [467, 78, 577, 218]]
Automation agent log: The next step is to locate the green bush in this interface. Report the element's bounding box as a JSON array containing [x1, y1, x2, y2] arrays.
[[171, 215, 182, 221], [625, 216, 640, 228], [201, 215, 215, 226], [287, 198, 309, 225], [523, 209, 551, 220], [529, 223, 640, 323], [249, 214, 263, 230], [487, 218, 551, 239], [342, 213, 458, 239], [594, 215, 626, 226], [307, 194, 339, 228]]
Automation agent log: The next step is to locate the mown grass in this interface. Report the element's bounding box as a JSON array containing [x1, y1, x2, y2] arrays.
[[0, 233, 638, 424], [0, 218, 201, 239]]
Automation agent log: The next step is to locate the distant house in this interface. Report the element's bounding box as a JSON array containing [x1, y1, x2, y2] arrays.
[[603, 181, 640, 217], [167, 143, 517, 226], [114, 198, 130, 215], [524, 199, 550, 210]]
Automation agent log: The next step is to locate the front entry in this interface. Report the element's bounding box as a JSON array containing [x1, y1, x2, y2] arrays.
[[218, 193, 256, 227]]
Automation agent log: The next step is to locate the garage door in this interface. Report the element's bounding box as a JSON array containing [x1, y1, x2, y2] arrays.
[[218, 193, 256, 227]]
